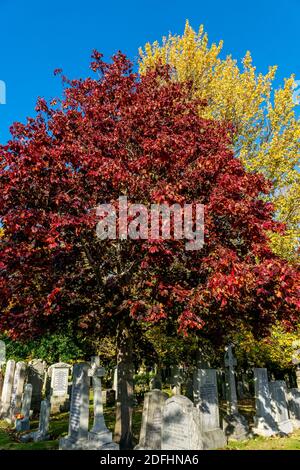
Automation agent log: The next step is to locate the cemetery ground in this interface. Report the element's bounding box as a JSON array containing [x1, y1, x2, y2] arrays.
[[1, 396, 300, 450]]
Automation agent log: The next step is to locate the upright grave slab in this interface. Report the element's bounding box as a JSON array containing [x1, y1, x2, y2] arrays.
[[48, 362, 71, 414], [136, 389, 168, 450], [193, 368, 226, 449], [269, 380, 293, 435], [16, 383, 32, 432], [59, 362, 90, 450], [21, 399, 51, 442], [0, 360, 15, 419], [287, 388, 300, 429], [9, 361, 27, 422], [253, 368, 278, 436], [161, 395, 203, 450], [27, 359, 46, 413]]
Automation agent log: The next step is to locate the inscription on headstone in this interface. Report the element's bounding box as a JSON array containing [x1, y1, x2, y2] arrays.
[[136, 389, 168, 450], [161, 396, 203, 450], [194, 368, 226, 449]]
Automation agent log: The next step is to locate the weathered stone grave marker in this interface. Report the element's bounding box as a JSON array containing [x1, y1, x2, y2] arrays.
[[88, 356, 118, 449], [59, 362, 90, 450], [161, 395, 203, 450], [10, 361, 27, 422], [136, 389, 168, 450], [49, 362, 71, 414], [170, 365, 184, 395], [253, 368, 278, 437], [27, 359, 46, 413], [21, 399, 50, 442], [194, 368, 226, 449], [0, 360, 15, 419], [287, 388, 300, 429], [16, 383, 32, 432], [269, 380, 293, 435]]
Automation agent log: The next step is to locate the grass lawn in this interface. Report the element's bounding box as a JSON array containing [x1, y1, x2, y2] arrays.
[[1, 399, 300, 450]]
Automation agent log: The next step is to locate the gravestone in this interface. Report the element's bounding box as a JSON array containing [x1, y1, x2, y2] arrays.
[[21, 399, 50, 442], [0, 341, 5, 399], [287, 388, 300, 429], [136, 389, 168, 450], [0, 341, 5, 365], [170, 366, 184, 395], [48, 362, 71, 414], [193, 369, 226, 449], [0, 368, 3, 403], [59, 362, 90, 450], [150, 370, 162, 391], [112, 366, 118, 399], [16, 384, 32, 432], [88, 356, 118, 449], [10, 361, 27, 422], [222, 345, 249, 441], [0, 359, 16, 419], [253, 368, 278, 436], [161, 395, 203, 450], [269, 380, 293, 434], [102, 389, 116, 406], [27, 359, 46, 413], [296, 367, 300, 390]]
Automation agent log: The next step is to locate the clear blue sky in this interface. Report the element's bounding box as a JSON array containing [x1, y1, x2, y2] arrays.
[[1, 0, 300, 144]]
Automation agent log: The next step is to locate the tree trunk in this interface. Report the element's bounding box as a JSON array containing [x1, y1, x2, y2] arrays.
[[114, 319, 134, 449]]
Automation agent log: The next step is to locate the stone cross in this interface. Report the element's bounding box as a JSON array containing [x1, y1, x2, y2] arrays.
[[224, 344, 238, 414], [89, 356, 108, 435], [88, 356, 118, 449]]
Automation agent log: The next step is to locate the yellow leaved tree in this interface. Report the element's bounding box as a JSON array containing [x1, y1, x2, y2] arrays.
[[139, 21, 300, 260]]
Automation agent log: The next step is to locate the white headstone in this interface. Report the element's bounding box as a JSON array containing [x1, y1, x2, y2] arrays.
[[161, 395, 203, 450], [10, 361, 27, 422], [0, 359, 15, 418], [193, 369, 226, 449], [287, 388, 300, 429], [136, 389, 168, 450], [16, 384, 32, 432], [269, 380, 293, 435], [48, 362, 71, 414], [253, 368, 278, 436], [59, 362, 90, 450]]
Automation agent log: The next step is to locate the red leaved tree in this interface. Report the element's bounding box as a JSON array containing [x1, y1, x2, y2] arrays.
[[0, 52, 299, 448]]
